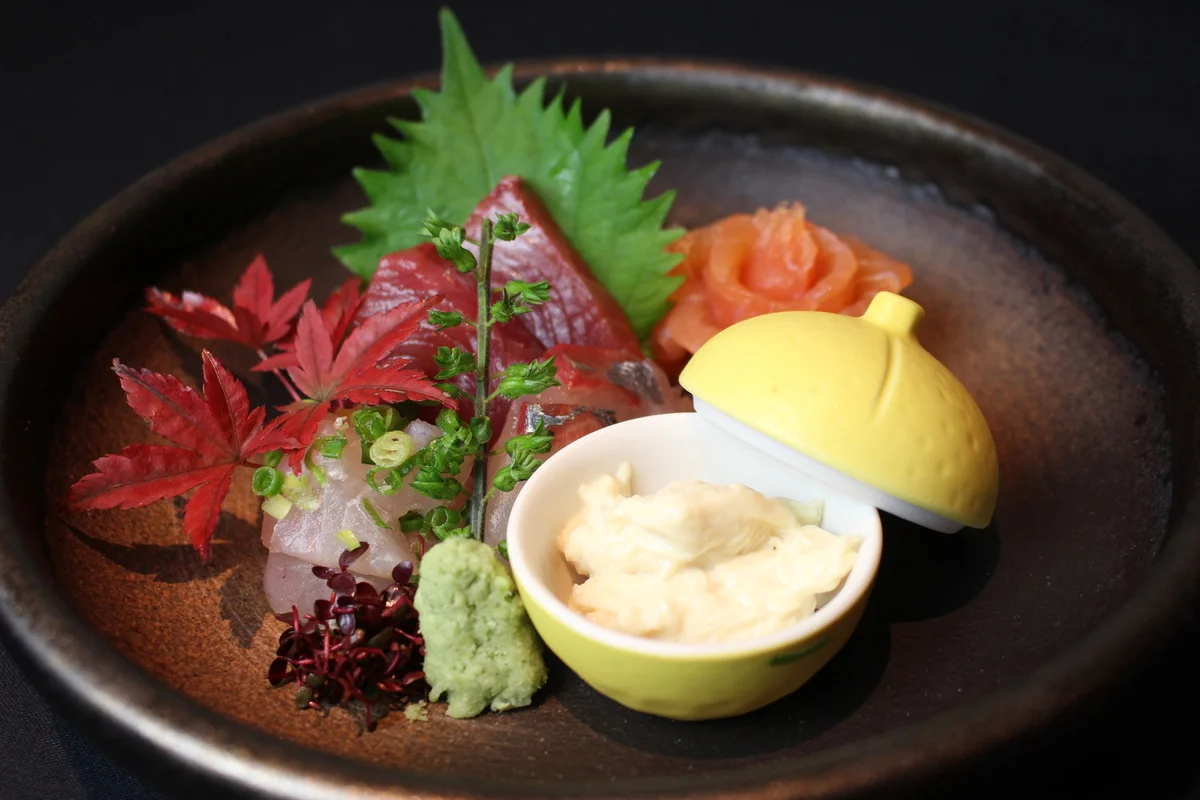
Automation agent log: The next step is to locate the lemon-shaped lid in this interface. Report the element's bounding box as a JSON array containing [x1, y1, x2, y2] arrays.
[[678, 292, 999, 533]]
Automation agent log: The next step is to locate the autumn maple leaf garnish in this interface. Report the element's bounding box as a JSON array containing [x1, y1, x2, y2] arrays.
[[256, 296, 452, 457], [66, 351, 296, 559], [275, 277, 364, 354], [145, 255, 311, 350]]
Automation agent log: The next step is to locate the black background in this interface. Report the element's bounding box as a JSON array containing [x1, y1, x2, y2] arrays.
[[2, 1, 1198, 797]]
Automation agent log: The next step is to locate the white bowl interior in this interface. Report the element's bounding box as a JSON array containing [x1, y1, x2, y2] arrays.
[[506, 412, 884, 658]]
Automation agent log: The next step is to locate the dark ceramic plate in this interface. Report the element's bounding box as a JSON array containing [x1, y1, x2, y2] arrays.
[[1, 61, 1198, 800]]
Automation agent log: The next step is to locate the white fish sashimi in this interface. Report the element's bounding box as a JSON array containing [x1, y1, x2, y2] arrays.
[[262, 415, 469, 586], [262, 552, 391, 616]]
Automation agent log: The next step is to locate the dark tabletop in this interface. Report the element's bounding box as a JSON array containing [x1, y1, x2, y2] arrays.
[[3, 1, 1199, 797]]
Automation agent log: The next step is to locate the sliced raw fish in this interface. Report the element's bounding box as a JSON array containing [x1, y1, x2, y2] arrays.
[[355, 242, 544, 431], [468, 176, 642, 358], [262, 552, 391, 616], [484, 347, 691, 545], [651, 203, 914, 373], [262, 415, 469, 579]]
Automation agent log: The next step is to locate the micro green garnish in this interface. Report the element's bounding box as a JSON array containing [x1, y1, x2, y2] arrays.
[[496, 541, 509, 560], [405, 211, 558, 541], [334, 8, 683, 337], [251, 466, 284, 497], [270, 544, 425, 732], [361, 496, 392, 530]]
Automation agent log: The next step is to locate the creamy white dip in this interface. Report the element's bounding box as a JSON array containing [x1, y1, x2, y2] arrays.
[[558, 462, 860, 644]]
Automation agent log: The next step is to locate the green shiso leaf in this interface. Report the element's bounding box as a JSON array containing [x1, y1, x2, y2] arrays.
[[333, 8, 684, 337]]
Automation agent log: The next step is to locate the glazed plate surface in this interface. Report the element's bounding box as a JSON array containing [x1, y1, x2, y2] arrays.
[[0, 62, 1197, 799]]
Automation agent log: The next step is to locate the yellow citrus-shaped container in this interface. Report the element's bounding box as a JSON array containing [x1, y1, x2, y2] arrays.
[[680, 292, 999, 532], [506, 413, 882, 720], [506, 291, 997, 720]]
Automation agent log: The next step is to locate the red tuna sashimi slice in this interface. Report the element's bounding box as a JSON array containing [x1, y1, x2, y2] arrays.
[[356, 242, 544, 429], [467, 176, 642, 358], [483, 347, 692, 544]]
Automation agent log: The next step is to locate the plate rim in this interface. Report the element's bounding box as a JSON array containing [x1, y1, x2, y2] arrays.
[[1, 58, 1198, 799]]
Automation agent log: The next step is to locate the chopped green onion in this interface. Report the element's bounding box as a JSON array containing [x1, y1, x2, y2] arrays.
[[262, 450, 283, 468], [314, 434, 348, 459], [361, 497, 392, 529], [261, 494, 293, 520], [281, 473, 319, 512], [497, 541, 509, 560], [366, 466, 404, 496], [303, 447, 328, 486], [352, 406, 398, 443], [335, 528, 361, 550], [398, 511, 425, 534], [251, 466, 284, 497], [353, 406, 406, 465], [369, 430, 415, 468]]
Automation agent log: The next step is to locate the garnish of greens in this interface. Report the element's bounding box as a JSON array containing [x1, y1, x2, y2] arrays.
[[398, 210, 558, 542], [270, 544, 424, 732], [64, 248, 455, 562], [63, 4, 695, 728], [334, 8, 684, 338], [387, 210, 554, 717]]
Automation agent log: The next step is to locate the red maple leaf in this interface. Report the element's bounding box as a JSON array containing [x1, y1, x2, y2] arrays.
[[275, 277, 364, 354], [66, 350, 296, 559], [256, 296, 452, 459], [145, 255, 311, 350]]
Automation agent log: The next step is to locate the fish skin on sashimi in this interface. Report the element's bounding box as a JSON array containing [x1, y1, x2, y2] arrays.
[[466, 176, 643, 359]]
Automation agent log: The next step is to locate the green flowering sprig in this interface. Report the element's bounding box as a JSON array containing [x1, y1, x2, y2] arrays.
[[398, 211, 559, 543]]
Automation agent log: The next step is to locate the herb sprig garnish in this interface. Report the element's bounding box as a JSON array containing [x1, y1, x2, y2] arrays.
[[397, 211, 558, 542]]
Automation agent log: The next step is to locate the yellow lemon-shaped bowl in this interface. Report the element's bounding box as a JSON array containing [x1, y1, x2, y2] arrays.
[[681, 292, 999, 532], [506, 413, 882, 721]]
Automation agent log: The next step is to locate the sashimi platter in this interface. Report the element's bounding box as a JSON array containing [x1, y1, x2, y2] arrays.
[[59, 10, 1003, 736]]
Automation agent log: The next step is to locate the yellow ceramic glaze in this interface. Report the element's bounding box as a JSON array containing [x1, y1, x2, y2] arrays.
[[515, 574, 871, 720], [679, 292, 1000, 529], [505, 413, 883, 721]]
